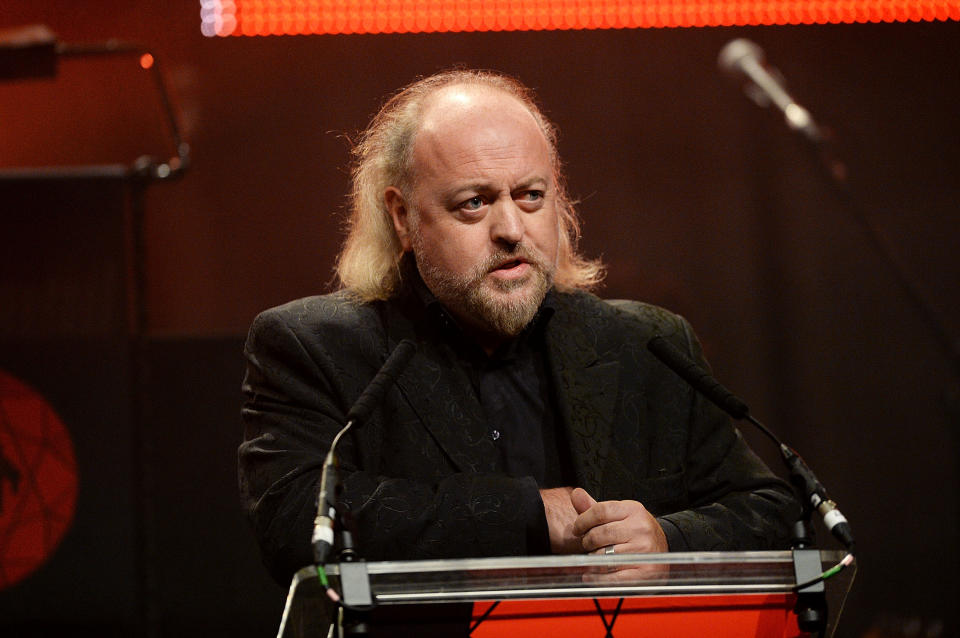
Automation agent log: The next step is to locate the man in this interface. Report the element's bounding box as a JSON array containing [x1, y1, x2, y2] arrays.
[[239, 69, 797, 584]]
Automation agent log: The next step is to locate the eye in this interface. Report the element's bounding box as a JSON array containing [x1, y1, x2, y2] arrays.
[[459, 195, 485, 212], [516, 190, 545, 210]]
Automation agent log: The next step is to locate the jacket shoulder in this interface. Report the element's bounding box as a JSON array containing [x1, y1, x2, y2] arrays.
[[250, 291, 380, 334], [552, 290, 691, 340], [245, 291, 388, 363]]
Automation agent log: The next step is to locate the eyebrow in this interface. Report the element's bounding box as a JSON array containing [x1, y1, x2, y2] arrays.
[[441, 175, 551, 201], [514, 176, 551, 191]]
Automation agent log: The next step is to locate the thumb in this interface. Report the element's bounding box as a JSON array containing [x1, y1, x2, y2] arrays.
[[570, 487, 597, 515]]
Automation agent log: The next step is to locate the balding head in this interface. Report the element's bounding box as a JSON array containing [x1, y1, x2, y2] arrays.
[[383, 83, 561, 346], [407, 85, 555, 213], [336, 69, 604, 302]]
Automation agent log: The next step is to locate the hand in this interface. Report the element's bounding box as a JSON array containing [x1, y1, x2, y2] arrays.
[[539, 487, 583, 554], [570, 488, 669, 555]]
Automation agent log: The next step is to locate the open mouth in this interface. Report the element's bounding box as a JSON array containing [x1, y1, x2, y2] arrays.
[[488, 258, 532, 282], [492, 257, 529, 272]]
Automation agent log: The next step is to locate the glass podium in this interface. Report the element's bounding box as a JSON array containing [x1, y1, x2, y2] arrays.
[[279, 550, 855, 637]]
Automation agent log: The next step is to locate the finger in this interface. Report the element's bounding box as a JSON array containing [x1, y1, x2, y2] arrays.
[[590, 543, 618, 556], [572, 500, 629, 537], [581, 520, 627, 552], [589, 529, 667, 555], [570, 487, 596, 514]]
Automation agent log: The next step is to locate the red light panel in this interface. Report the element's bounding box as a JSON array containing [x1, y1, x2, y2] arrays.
[[200, 1, 960, 37], [0, 369, 78, 590]]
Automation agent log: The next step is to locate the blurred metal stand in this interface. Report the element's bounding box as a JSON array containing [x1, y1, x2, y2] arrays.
[[1, 24, 190, 638]]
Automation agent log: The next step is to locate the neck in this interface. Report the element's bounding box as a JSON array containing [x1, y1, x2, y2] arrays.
[[446, 310, 513, 356]]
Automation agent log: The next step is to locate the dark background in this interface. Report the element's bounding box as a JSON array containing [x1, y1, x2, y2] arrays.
[[1, 3, 957, 636]]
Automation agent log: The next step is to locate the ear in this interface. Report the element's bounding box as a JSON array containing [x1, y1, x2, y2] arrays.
[[385, 187, 413, 252]]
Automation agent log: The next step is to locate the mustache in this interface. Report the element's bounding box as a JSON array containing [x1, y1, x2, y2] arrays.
[[476, 243, 548, 276]]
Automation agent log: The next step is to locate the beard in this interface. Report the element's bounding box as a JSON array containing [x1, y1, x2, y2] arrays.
[[413, 237, 555, 338]]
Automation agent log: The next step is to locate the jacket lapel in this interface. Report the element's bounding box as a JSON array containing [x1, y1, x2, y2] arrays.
[[380, 286, 622, 484], [394, 343, 500, 474], [545, 295, 620, 497], [381, 297, 500, 475]]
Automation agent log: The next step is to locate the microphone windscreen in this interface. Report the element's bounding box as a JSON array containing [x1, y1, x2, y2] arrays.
[[345, 339, 416, 425], [718, 38, 763, 76], [647, 336, 750, 419]]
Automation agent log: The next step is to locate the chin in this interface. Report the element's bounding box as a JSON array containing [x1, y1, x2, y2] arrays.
[[471, 279, 549, 337]]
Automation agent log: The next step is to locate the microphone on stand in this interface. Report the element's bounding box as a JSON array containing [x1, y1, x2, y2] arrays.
[[718, 38, 824, 145], [312, 339, 417, 565], [646, 335, 855, 553], [719, 39, 960, 384]]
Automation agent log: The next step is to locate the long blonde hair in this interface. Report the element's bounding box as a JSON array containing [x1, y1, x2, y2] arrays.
[[336, 69, 604, 301]]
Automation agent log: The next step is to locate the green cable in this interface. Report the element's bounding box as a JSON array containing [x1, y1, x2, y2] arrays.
[[820, 562, 845, 581], [793, 553, 854, 591], [316, 564, 330, 588]]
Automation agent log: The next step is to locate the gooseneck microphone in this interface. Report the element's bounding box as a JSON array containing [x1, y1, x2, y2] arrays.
[[647, 336, 750, 420], [344, 340, 418, 426], [718, 38, 823, 144], [646, 335, 855, 553], [312, 339, 417, 565]]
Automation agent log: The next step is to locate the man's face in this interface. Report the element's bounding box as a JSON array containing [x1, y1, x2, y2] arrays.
[[387, 87, 560, 344]]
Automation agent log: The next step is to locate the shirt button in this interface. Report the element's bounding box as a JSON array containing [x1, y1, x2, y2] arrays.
[[491, 430, 500, 441]]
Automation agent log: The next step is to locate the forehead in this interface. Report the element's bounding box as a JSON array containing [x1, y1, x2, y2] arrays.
[[411, 86, 552, 181]]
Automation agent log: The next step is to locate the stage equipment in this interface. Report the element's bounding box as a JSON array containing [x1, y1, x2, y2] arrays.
[[281, 551, 855, 637]]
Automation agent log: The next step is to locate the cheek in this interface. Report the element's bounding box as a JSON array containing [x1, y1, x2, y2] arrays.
[[529, 212, 560, 260], [417, 224, 483, 274]]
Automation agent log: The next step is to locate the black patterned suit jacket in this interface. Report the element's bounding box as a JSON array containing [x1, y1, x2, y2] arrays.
[[239, 286, 797, 583]]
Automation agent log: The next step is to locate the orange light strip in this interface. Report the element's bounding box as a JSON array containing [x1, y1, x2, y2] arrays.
[[200, 1, 960, 37]]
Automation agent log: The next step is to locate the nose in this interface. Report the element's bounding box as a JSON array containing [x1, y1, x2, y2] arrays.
[[489, 199, 524, 246]]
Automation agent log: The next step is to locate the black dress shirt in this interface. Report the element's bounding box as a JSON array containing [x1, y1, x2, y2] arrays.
[[410, 267, 576, 491]]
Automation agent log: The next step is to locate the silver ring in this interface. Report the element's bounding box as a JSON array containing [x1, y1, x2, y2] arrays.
[[604, 545, 615, 555]]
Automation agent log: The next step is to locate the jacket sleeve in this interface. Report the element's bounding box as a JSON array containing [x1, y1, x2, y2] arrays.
[[653, 317, 800, 551], [238, 305, 549, 584]]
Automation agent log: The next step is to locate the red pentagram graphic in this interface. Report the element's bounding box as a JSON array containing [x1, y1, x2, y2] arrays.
[[0, 368, 78, 589]]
